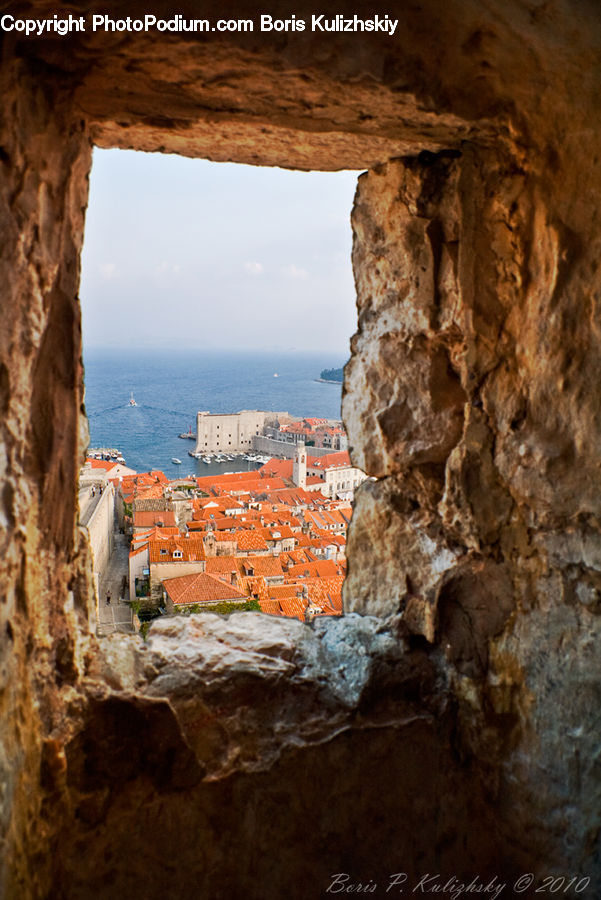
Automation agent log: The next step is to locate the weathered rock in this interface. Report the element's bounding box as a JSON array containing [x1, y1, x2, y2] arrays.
[[53, 613, 529, 899], [345, 476, 460, 621], [90, 613, 430, 779]]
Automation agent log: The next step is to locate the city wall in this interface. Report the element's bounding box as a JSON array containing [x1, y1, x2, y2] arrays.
[[251, 435, 340, 459], [83, 482, 115, 599]]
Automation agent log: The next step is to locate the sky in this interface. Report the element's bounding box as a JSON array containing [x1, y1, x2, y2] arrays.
[[80, 149, 360, 354]]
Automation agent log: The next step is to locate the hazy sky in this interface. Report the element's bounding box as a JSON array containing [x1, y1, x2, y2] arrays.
[[80, 149, 360, 354]]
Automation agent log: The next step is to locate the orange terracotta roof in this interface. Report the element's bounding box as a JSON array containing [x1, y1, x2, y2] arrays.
[[241, 575, 269, 602], [280, 550, 316, 568], [148, 537, 206, 563], [205, 558, 244, 576], [258, 458, 294, 479], [236, 530, 269, 551], [199, 497, 244, 511], [267, 584, 302, 600], [135, 484, 165, 500], [236, 511, 264, 524], [129, 544, 149, 558], [195, 470, 268, 492], [163, 572, 247, 606], [134, 510, 177, 528], [299, 576, 345, 613], [287, 559, 339, 579], [308, 451, 351, 469], [221, 477, 286, 495], [121, 472, 169, 498], [259, 599, 283, 616], [131, 526, 179, 545], [283, 515, 302, 528], [278, 597, 308, 621], [87, 458, 118, 471], [304, 509, 348, 531], [240, 556, 283, 578], [208, 517, 240, 531], [186, 521, 207, 532]]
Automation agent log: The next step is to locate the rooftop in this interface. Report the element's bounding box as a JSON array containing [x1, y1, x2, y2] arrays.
[[163, 572, 247, 606]]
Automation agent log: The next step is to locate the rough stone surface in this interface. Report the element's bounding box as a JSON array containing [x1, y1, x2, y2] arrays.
[[51, 614, 531, 899], [342, 115, 601, 897], [2, 1, 601, 897]]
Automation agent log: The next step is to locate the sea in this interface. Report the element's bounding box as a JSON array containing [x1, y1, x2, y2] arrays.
[[83, 347, 345, 476]]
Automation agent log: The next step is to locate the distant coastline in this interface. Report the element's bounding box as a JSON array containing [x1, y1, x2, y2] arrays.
[[317, 366, 344, 384]]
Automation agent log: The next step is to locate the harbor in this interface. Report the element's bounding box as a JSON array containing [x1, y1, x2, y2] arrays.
[[83, 349, 345, 476], [88, 447, 126, 463], [187, 449, 272, 465], [87, 446, 270, 478]]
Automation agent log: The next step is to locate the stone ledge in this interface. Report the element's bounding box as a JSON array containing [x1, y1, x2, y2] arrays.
[[88, 612, 439, 781]]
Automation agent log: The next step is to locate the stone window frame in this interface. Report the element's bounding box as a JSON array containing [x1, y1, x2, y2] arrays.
[[2, 17, 598, 892]]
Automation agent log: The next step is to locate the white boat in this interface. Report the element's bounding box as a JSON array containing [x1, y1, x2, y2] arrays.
[[273, 373, 279, 378], [202, 456, 212, 464], [171, 458, 182, 465], [129, 392, 137, 406]]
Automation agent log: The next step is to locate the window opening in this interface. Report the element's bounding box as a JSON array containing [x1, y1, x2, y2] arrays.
[[79, 149, 362, 636]]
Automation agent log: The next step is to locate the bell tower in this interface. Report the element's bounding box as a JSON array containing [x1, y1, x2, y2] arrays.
[[293, 441, 307, 489]]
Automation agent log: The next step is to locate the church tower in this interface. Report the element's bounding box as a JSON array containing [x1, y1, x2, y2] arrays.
[[293, 441, 307, 489]]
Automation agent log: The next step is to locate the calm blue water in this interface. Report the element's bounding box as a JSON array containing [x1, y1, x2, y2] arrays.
[[83, 348, 345, 475]]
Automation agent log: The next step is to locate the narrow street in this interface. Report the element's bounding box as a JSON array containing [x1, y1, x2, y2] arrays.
[[97, 525, 135, 637]]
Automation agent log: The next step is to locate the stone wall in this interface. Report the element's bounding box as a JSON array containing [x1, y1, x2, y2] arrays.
[[84, 482, 115, 596], [1, 2, 601, 897], [251, 435, 339, 458], [343, 147, 601, 879]]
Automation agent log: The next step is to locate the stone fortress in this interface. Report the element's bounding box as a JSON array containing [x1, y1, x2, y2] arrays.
[[194, 409, 288, 455], [194, 408, 349, 458], [2, 2, 601, 898]]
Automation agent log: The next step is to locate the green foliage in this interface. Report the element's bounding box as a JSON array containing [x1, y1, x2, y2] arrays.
[[179, 598, 261, 616], [139, 621, 150, 641], [320, 367, 344, 382], [123, 501, 133, 517], [130, 598, 159, 618]]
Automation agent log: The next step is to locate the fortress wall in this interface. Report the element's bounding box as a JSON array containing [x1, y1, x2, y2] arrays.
[[85, 482, 115, 590], [251, 436, 339, 458]]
